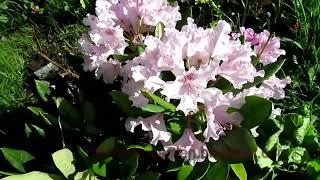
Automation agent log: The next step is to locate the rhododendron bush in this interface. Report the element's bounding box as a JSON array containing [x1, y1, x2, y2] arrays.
[[79, 0, 290, 166]]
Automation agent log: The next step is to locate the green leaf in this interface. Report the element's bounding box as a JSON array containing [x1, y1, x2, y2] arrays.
[[124, 153, 139, 176], [195, 0, 209, 4], [135, 172, 160, 180], [177, 165, 193, 180], [109, 91, 143, 117], [288, 147, 309, 164], [55, 98, 82, 126], [52, 148, 76, 178], [77, 146, 89, 165], [307, 159, 320, 175], [27, 106, 57, 125], [0, 148, 35, 173], [75, 169, 99, 180], [281, 37, 303, 50], [240, 96, 272, 129], [230, 163, 247, 180], [0, 15, 9, 24], [295, 116, 310, 145], [206, 127, 257, 163], [155, 22, 165, 39], [92, 157, 113, 178], [35, 80, 51, 102], [166, 161, 182, 172], [74, 170, 97, 180], [142, 91, 176, 112], [82, 101, 98, 135], [127, 144, 153, 152], [82, 101, 96, 126], [80, 0, 89, 9], [255, 147, 273, 169], [169, 121, 183, 135], [113, 53, 136, 62], [24, 123, 46, 138], [264, 129, 283, 152], [96, 137, 116, 156], [0, 171, 18, 176], [308, 65, 320, 82], [0, 3, 8, 10], [205, 161, 228, 180], [92, 162, 106, 177], [1, 171, 63, 180], [212, 77, 234, 93], [142, 104, 165, 113], [187, 160, 210, 180]]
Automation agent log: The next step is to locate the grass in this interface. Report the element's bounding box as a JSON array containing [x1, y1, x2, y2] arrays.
[[0, 28, 35, 112], [293, 0, 320, 64]]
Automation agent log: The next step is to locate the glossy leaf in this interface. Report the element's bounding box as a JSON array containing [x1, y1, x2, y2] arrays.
[[169, 121, 183, 135], [127, 144, 153, 152], [177, 165, 193, 180], [55, 98, 82, 126], [24, 123, 45, 138], [206, 127, 257, 163], [295, 116, 310, 145], [35, 80, 51, 102], [205, 161, 228, 180], [240, 96, 272, 129], [109, 91, 143, 117], [265, 129, 282, 152], [0, 148, 35, 173], [74, 170, 98, 180], [124, 153, 139, 176], [92, 162, 106, 177], [142, 91, 176, 112], [307, 159, 320, 175], [1, 171, 63, 180], [28, 106, 57, 125], [96, 137, 116, 156], [288, 147, 309, 164], [230, 163, 247, 180], [187, 160, 210, 180], [142, 104, 165, 113], [255, 147, 273, 169], [52, 148, 76, 178]]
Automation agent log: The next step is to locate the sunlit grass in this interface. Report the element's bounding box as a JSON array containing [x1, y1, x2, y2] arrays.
[[0, 28, 34, 111]]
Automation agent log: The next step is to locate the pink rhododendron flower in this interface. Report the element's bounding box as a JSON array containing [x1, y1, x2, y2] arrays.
[[202, 90, 244, 141], [161, 63, 218, 115], [95, 58, 121, 83], [121, 79, 149, 107], [96, 0, 181, 35], [260, 75, 291, 100], [158, 128, 215, 165], [218, 41, 263, 89], [125, 113, 171, 145], [240, 27, 260, 45], [79, 18, 127, 83], [79, 1, 291, 166], [255, 30, 286, 65]]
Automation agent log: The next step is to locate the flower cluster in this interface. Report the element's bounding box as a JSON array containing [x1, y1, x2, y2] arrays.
[[80, 0, 290, 165]]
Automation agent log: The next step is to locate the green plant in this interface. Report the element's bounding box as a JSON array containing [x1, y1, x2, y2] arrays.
[[0, 28, 35, 112]]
